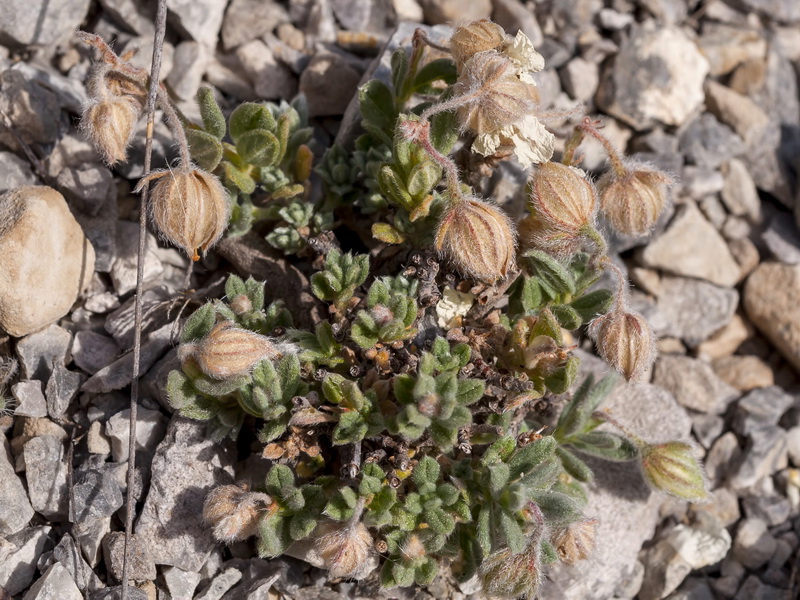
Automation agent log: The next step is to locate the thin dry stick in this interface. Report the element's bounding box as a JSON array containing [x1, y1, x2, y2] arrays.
[[121, 0, 167, 597]]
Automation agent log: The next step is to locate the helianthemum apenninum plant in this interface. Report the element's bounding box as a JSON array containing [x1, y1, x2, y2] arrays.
[[78, 18, 705, 598]]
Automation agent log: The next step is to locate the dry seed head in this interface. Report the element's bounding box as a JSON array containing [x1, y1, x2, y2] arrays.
[[138, 166, 230, 261], [435, 196, 516, 283], [518, 214, 583, 257], [597, 165, 673, 236], [316, 520, 375, 579], [83, 96, 141, 165], [179, 321, 288, 379], [455, 51, 538, 136], [529, 162, 597, 233], [229, 294, 253, 316], [449, 20, 507, 68], [479, 542, 542, 599], [640, 441, 710, 503], [203, 483, 272, 543], [401, 533, 427, 562], [589, 309, 657, 382], [551, 518, 598, 565]]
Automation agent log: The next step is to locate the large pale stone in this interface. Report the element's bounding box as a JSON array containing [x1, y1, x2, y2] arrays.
[[640, 202, 741, 287], [744, 263, 800, 371], [0, 187, 95, 337]]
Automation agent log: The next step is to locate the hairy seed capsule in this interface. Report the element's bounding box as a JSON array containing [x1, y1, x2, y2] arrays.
[[203, 483, 272, 543], [640, 441, 710, 503], [449, 19, 507, 68], [479, 541, 542, 599], [551, 518, 598, 565], [136, 166, 230, 261], [83, 96, 141, 165], [589, 309, 657, 382], [529, 162, 597, 233], [455, 51, 538, 135], [316, 520, 375, 579], [179, 321, 285, 379], [597, 166, 672, 236], [435, 196, 516, 283]]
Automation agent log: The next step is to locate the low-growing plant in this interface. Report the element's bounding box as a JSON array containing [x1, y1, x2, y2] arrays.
[[78, 18, 704, 598]]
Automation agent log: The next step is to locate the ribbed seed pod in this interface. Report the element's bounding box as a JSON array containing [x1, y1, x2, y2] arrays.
[[138, 165, 230, 261], [83, 96, 141, 165], [589, 309, 657, 381], [640, 441, 710, 503], [449, 19, 506, 68], [435, 196, 516, 283], [529, 162, 597, 233], [316, 520, 375, 579], [179, 321, 281, 379], [203, 484, 272, 542], [597, 166, 672, 236], [455, 51, 538, 135]]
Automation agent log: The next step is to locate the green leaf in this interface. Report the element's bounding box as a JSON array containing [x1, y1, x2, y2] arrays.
[[289, 513, 317, 540], [266, 464, 295, 495], [378, 165, 413, 210], [413, 58, 458, 88], [413, 456, 440, 487], [526, 250, 577, 297], [544, 355, 580, 395], [391, 47, 409, 93], [481, 435, 517, 466], [359, 80, 396, 136], [529, 491, 581, 526], [406, 161, 440, 199], [551, 304, 583, 330], [555, 374, 617, 440], [229, 102, 276, 144], [324, 487, 358, 521], [257, 515, 290, 557], [222, 161, 256, 194], [507, 436, 557, 480], [477, 505, 491, 555], [415, 558, 438, 585], [487, 463, 510, 494], [196, 87, 227, 139], [181, 303, 216, 342], [333, 411, 368, 445], [517, 455, 561, 489], [498, 511, 525, 554], [429, 107, 459, 155], [236, 129, 281, 167], [186, 128, 224, 172], [425, 506, 455, 534], [571, 288, 614, 322], [555, 446, 594, 483], [456, 378, 485, 405], [372, 221, 406, 244], [569, 431, 639, 462]]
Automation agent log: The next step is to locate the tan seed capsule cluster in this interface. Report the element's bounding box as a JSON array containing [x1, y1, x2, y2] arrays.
[[589, 309, 657, 382], [435, 196, 516, 284], [449, 19, 506, 68], [551, 518, 598, 565], [315, 520, 375, 579], [136, 166, 230, 261], [203, 484, 272, 543], [597, 165, 673, 236], [479, 540, 542, 599], [178, 321, 287, 380]]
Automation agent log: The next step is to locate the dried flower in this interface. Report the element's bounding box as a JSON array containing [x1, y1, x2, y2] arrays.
[[551, 518, 598, 565], [449, 20, 507, 68], [203, 483, 272, 543], [589, 308, 657, 381], [640, 441, 710, 503], [435, 195, 516, 283], [229, 294, 253, 316], [597, 164, 673, 236], [136, 165, 230, 261], [479, 539, 542, 599], [316, 519, 375, 579], [178, 321, 293, 379]]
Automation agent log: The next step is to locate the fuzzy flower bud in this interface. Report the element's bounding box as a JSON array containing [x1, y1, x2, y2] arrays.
[[178, 321, 292, 379], [640, 441, 710, 503], [449, 20, 507, 68], [435, 195, 516, 283], [551, 518, 598, 565], [589, 308, 657, 382], [136, 165, 230, 261], [479, 540, 542, 599], [203, 483, 272, 543], [229, 294, 253, 316], [316, 519, 375, 580], [82, 96, 141, 165], [597, 165, 673, 236]]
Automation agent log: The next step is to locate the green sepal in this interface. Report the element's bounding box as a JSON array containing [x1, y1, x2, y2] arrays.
[[541, 539, 559, 564], [498, 511, 525, 554], [544, 354, 580, 395], [186, 128, 224, 172]]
